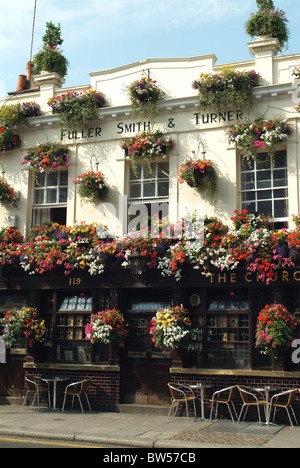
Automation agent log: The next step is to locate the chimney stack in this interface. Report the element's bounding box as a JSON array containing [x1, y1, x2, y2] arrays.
[[16, 62, 34, 92]]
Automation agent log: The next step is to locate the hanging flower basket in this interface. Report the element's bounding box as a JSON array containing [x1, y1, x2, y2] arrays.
[[85, 309, 128, 345], [150, 305, 192, 350], [128, 75, 165, 120], [1, 307, 46, 348], [178, 157, 218, 199], [73, 170, 109, 202], [20, 142, 70, 173], [0, 127, 21, 152], [255, 304, 297, 359], [228, 118, 291, 164], [192, 68, 261, 111], [48, 89, 106, 131], [20, 102, 41, 117], [121, 130, 175, 176], [0, 178, 20, 206]]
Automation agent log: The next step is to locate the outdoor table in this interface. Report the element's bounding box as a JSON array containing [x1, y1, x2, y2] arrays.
[[253, 386, 281, 425], [43, 377, 68, 410], [189, 383, 212, 421]]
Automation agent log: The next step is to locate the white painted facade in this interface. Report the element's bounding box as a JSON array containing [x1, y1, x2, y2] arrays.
[[1, 37, 300, 239]]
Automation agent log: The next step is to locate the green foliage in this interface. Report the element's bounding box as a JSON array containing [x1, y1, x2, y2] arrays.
[[33, 22, 69, 78]]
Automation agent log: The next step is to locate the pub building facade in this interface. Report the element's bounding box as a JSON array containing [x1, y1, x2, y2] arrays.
[[1, 36, 300, 413]]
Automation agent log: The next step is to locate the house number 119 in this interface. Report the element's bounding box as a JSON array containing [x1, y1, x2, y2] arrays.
[[68, 277, 82, 286]]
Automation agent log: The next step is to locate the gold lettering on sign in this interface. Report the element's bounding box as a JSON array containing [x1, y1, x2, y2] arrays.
[[245, 272, 253, 283], [294, 271, 300, 281], [68, 277, 82, 286], [218, 273, 227, 283], [282, 271, 290, 282]]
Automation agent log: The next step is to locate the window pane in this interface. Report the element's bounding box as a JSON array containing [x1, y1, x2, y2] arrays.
[[129, 184, 141, 198], [130, 165, 141, 181], [157, 162, 169, 179], [274, 199, 288, 218], [274, 150, 286, 168], [60, 171, 68, 186], [47, 188, 57, 204], [241, 157, 254, 171], [144, 182, 156, 197], [241, 172, 255, 191], [158, 181, 169, 197], [34, 189, 44, 204], [59, 188, 68, 203], [242, 202, 255, 213], [257, 170, 271, 189], [34, 173, 45, 187], [273, 169, 287, 187], [256, 154, 271, 170], [257, 190, 272, 200], [274, 188, 288, 199], [257, 200, 272, 216], [47, 172, 58, 187]]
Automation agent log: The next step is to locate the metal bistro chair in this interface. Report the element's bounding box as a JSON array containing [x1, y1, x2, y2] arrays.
[[269, 389, 299, 427], [23, 376, 51, 410], [237, 386, 267, 425], [167, 382, 197, 421], [209, 385, 238, 423], [62, 379, 92, 413]]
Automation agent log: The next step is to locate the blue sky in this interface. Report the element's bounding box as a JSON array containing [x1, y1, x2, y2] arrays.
[[0, 0, 300, 96]]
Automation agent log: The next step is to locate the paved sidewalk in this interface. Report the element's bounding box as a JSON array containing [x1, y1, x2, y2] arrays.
[[0, 405, 299, 448]]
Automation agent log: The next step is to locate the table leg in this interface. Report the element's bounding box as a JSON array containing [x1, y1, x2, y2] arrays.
[[200, 388, 205, 420], [53, 381, 57, 410]]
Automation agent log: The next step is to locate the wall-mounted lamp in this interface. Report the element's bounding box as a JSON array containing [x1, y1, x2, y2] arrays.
[[128, 248, 147, 279]]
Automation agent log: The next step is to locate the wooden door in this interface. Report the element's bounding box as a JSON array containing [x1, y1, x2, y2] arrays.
[[123, 316, 170, 405]]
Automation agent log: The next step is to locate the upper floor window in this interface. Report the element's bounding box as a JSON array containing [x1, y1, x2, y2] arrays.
[[240, 150, 288, 228], [127, 161, 169, 233], [31, 171, 68, 227]]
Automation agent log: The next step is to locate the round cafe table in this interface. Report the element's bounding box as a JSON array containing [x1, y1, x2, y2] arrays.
[[253, 386, 281, 425], [189, 383, 212, 421], [42, 377, 68, 410]]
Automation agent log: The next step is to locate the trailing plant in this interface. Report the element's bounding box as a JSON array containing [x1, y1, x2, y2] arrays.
[[121, 130, 175, 176], [73, 170, 109, 202], [244, 0, 289, 50], [150, 306, 192, 350], [177, 156, 218, 200], [192, 68, 261, 112], [128, 74, 165, 121], [33, 22, 69, 77], [228, 118, 291, 164], [20, 142, 70, 173], [0, 227, 23, 244], [256, 304, 297, 356], [0, 178, 19, 206], [48, 89, 106, 131], [1, 307, 46, 348], [85, 309, 128, 344]]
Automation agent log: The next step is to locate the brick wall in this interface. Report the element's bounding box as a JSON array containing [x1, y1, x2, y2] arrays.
[[171, 372, 300, 423], [24, 369, 120, 411]]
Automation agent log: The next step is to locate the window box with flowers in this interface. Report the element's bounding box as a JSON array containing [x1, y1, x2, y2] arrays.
[[48, 89, 106, 131], [228, 118, 291, 164], [177, 156, 218, 200], [73, 170, 109, 202], [85, 309, 128, 345], [128, 74, 165, 120], [256, 304, 297, 370], [121, 130, 175, 177], [20, 142, 70, 174], [0, 178, 20, 207], [150, 306, 192, 351], [192, 68, 261, 112]]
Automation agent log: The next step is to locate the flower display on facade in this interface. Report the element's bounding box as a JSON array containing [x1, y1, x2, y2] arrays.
[[228, 118, 291, 163], [20, 142, 70, 173], [150, 306, 192, 350], [121, 130, 175, 176], [128, 74, 165, 120], [0, 127, 21, 152], [1, 211, 300, 286], [73, 170, 109, 202], [177, 156, 218, 199], [85, 309, 128, 344], [256, 304, 297, 356], [0, 178, 19, 206], [1, 307, 45, 348], [48, 89, 106, 131], [192, 68, 261, 111]]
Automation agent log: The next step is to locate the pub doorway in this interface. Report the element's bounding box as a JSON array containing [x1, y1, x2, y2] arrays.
[[123, 296, 171, 405]]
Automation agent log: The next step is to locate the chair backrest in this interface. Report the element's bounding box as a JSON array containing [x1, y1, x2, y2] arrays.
[[25, 376, 37, 391], [238, 386, 253, 404], [168, 382, 186, 401], [227, 386, 237, 402], [80, 379, 90, 394]]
